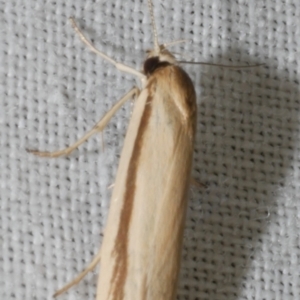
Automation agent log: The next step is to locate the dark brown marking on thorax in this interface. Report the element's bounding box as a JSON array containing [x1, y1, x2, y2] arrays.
[[144, 56, 171, 76], [110, 84, 155, 300]]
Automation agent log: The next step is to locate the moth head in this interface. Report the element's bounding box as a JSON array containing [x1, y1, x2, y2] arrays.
[[146, 45, 176, 63], [144, 45, 176, 76]]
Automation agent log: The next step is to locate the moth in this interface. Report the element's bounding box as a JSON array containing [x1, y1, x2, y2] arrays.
[[29, 0, 197, 299]]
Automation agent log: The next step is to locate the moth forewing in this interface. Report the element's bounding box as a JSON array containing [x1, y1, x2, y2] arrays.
[[96, 64, 196, 299]]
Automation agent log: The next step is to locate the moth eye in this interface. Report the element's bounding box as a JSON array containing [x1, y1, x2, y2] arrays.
[[143, 57, 159, 75], [143, 56, 171, 76]]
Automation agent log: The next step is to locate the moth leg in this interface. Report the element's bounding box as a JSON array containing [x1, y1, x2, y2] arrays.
[[27, 87, 140, 158], [53, 249, 102, 297], [190, 178, 207, 188], [69, 18, 146, 82]]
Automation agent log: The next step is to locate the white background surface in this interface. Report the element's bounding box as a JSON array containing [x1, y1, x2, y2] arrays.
[[1, 0, 300, 299]]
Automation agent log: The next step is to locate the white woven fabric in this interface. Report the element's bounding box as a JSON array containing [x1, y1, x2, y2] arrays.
[[1, 0, 300, 299]]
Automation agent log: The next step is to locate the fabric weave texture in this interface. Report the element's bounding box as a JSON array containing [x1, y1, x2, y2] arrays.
[[1, 0, 300, 299]]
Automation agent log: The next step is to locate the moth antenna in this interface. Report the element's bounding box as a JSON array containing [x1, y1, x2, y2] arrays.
[[178, 61, 265, 69], [147, 0, 160, 53], [163, 39, 189, 48]]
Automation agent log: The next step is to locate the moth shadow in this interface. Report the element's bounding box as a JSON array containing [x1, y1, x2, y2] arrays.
[[179, 50, 299, 300]]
